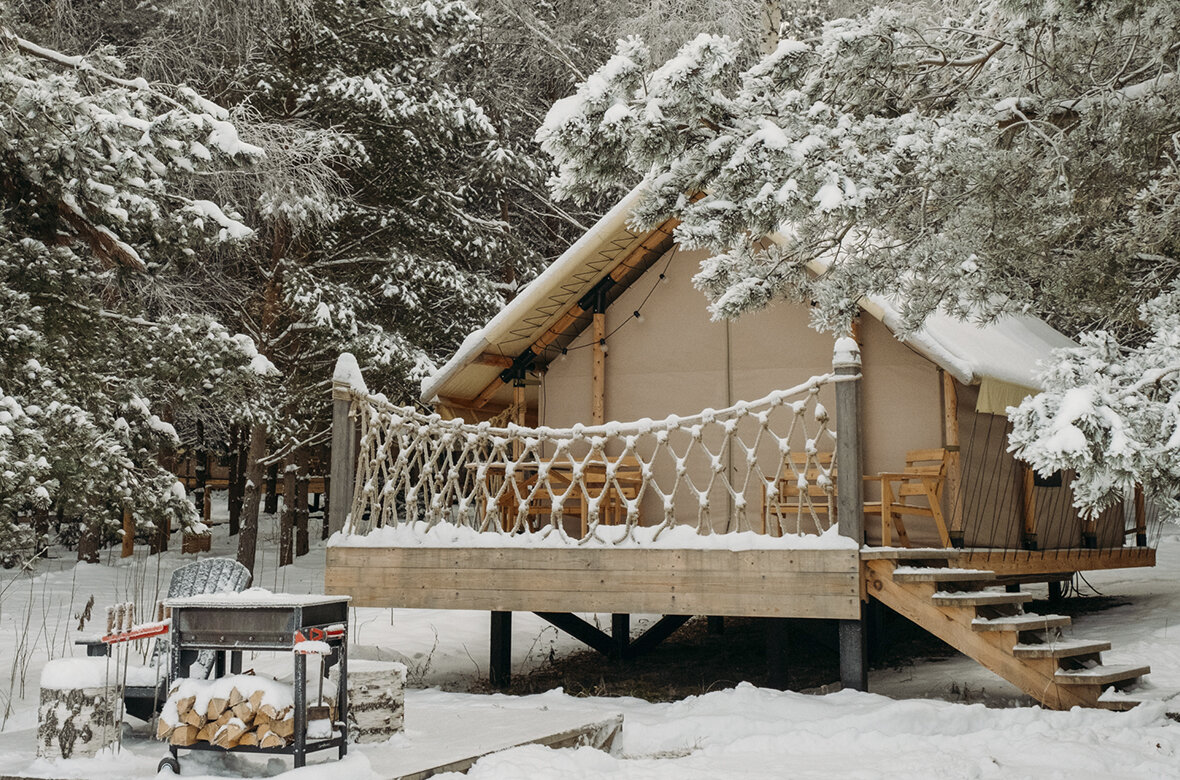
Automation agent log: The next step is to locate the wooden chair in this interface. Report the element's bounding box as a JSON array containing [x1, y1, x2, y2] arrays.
[[863, 448, 950, 548], [526, 455, 644, 535], [762, 452, 836, 536]]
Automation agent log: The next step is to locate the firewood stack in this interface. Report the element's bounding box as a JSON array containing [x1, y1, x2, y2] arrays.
[[156, 679, 334, 749]]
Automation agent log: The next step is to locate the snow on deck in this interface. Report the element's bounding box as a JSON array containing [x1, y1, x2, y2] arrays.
[[329, 521, 858, 551]]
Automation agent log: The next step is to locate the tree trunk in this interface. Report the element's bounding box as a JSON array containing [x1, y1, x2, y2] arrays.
[[33, 506, 49, 558], [322, 477, 331, 540], [264, 461, 280, 515], [295, 447, 310, 557], [279, 458, 296, 566], [228, 424, 246, 536], [236, 422, 267, 577], [194, 420, 208, 526], [227, 422, 241, 533], [76, 515, 100, 563]]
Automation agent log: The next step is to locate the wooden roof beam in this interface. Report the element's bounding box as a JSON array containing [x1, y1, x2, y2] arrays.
[[464, 218, 679, 409]]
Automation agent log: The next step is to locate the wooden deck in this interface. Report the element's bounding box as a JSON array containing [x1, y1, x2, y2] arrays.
[[956, 546, 1155, 577], [325, 546, 862, 619]]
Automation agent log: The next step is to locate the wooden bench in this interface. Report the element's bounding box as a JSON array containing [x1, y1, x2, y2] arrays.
[[762, 452, 836, 536], [864, 448, 950, 548]]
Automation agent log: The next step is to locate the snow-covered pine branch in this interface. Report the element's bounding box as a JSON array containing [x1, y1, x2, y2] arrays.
[[537, 0, 1180, 513]]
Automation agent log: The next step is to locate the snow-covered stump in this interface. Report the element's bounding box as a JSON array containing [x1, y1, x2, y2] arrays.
[[335, 660, 405, 743], [37, 659, 121, 759]]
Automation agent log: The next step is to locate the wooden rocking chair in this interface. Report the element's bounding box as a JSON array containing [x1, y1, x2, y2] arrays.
[[863, 448, 951, 548]]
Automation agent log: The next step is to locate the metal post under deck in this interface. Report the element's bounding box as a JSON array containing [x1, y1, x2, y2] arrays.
[[490, 611, 512, 688]]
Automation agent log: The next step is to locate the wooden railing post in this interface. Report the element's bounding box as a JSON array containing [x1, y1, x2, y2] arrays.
[[329, 353, 363, 536], [833, 336, 867, 692], [834, 337, 864, 546]]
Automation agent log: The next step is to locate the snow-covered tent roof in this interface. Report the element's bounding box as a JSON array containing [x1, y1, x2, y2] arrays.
[[421, 185, 1076, 414]]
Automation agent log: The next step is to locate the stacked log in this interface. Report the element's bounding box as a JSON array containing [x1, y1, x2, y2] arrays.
[[156, 674, 334, 749]]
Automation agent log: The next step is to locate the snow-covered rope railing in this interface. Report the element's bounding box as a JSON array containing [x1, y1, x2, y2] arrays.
[[342, 372, 851, 545]]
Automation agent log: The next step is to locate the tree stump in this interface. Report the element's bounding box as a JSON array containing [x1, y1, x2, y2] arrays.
[[37, 659, 121, 759], [335, 660, 405, 743]]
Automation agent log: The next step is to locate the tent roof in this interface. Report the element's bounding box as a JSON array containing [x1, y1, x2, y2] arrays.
[[421, 185, 1076, 408]]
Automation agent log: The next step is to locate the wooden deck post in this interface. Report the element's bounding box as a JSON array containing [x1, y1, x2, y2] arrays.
[[1134, 485, 1147, 547], [833, 337, 867, 692], [592, 312, 606, 425], [329, 354, 361, 536], [490, 611, 512, 688], [941, 371, 964, 547], [1020, 464, 1038, 550]]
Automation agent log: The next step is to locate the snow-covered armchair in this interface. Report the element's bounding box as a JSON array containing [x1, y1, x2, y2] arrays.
[[75, 557, 251, 720]]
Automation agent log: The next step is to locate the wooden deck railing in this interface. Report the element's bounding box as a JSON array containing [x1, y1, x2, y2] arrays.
[[336, 373, 853, 544]]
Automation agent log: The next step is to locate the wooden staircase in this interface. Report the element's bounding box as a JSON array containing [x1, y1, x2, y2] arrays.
[[863, 552, 1150, 710]]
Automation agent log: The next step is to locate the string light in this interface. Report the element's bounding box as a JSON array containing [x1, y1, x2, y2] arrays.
[[546, 247, 675, 363]]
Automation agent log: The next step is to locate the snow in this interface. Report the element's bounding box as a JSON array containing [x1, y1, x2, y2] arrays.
[[419, 185, 648, 404], [165, 588, 349, 608], [331, 521, 858, 551], [5, 498, 1180, 779], [294, 640, 332, 656], [333, 352, 368, 394], [832, 336, 860, 368], [802, 249, 1077, 390], [185, 199, 253, 241]]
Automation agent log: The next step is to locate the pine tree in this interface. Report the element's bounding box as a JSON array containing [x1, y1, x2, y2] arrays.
[[0, 26, 274, 562]]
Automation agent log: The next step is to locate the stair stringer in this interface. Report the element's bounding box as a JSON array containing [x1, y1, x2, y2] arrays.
[[864, 559, 1095, 710]]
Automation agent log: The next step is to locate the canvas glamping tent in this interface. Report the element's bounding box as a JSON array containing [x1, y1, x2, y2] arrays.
[[419, 186, 1148, 557], [326, 186, 1162, 710]]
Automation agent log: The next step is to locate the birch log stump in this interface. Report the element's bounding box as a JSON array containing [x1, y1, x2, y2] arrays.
[[334, 660, 405, 743], [37, 660, 121, 759]]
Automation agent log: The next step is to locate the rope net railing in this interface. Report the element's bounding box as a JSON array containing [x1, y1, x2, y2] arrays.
[[345, 374, 847, 544]]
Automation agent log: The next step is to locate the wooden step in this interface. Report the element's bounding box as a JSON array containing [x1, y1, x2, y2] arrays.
[[931, 591, 1032, 607], [1012, 639, 1111, 659], [1054, 664, 1150, 686], [1096, 685, 1180, 712], [971, 614, 1071, 632], [892, 567, 996, 584]]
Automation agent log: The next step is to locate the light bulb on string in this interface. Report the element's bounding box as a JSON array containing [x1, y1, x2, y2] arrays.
[[633, 310, 644, 324]]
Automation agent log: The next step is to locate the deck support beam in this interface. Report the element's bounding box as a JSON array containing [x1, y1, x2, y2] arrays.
[[536, 612, 690, 660], [490, 611, 512, 688], [611, 614, 629, 659]]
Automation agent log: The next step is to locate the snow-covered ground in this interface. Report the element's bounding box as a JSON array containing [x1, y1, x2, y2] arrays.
[[2, 499, 1180, 778]]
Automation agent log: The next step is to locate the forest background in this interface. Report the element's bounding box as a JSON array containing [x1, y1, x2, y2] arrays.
[[2, 0, 1177, 571]]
